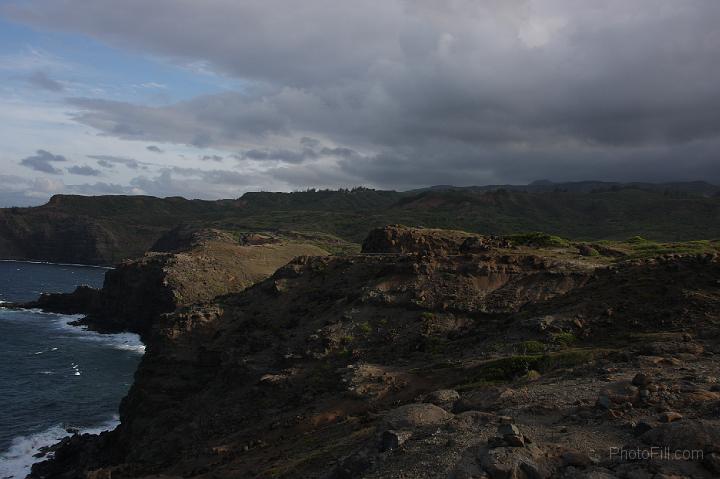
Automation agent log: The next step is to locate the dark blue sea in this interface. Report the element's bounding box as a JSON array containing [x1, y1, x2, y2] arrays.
[[0, 261, 144, 478]]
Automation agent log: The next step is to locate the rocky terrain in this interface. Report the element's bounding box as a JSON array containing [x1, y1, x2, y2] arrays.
[[2, 182, 720, 265], [22, 227, 328, 338], [27, 225, 720, 478]]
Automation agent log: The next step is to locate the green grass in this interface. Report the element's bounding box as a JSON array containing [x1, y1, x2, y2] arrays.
[[599, 238, 720, 260], [517, 340, 546, 354], [357, 321, 372, 334], [552, 332, 577, 347], [506, 232, 570, 247], [458, 348, 598, 388]]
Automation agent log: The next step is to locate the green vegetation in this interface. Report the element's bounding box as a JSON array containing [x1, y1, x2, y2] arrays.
[[458, 348, 598, 389], [552, 332, 577, 347], [506, 232, 570, 247], [3, 184, 720, 265], [517, 340, 546, 354], [357, 321, 372, 335], [597, 238, 720, 260]]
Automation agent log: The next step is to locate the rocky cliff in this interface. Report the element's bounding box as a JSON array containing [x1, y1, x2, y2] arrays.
[[24, 227, 328, 338], [30, 226, 720, 478], [0, 195, 235, 264]]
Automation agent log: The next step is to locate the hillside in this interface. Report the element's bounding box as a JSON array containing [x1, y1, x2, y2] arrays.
[[30, 226, 720, 478], [20, 227, 330, 339], [1, 182, 719, 265]]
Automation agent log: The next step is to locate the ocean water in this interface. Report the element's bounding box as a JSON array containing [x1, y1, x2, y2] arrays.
[[0, 261, 144, 478]]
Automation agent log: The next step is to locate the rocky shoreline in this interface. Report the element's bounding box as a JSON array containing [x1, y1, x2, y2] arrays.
[[21, 226, 720, 478]]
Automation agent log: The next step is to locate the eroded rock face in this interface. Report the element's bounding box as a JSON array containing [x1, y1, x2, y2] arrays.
[[361, 225, 510, 255]]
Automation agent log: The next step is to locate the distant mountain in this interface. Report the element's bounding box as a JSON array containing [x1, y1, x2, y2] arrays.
[[1, 181, 719, 264]]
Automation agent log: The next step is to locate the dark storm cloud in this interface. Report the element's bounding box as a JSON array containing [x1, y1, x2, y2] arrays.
[[5, 0, 720, 187], [25, 71, 64, 92], [19, 149, 67, 174], [239, 148, 315, 163], [67, 164, 102, 176]]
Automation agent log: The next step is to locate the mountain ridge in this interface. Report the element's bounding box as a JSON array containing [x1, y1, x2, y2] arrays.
[[1, 181, 719, 265]]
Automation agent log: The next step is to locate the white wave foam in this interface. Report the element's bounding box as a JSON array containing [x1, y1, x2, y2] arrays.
[[0, 417, 119, 479], [49, 314, 145, 354], [0, 309, 145, 354], [56, 318, 146, 354]]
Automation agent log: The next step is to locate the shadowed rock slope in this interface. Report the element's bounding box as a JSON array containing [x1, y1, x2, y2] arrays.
[[24, 227, 328, 338], [30, 226, 720, 478]]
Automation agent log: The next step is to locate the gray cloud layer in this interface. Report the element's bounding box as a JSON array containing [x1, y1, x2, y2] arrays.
[[88, 155, 149, 170], [146, 145, 163, 153], [5, 0, 720, 188], [67, 164, 102, 176], [19, 149, 67, 174]]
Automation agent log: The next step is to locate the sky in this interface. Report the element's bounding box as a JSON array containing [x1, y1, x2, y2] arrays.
[[0, 0, 719, 206]]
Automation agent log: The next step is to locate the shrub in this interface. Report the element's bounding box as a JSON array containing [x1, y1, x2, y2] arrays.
[[506, 232, 570, 248], [518, 340, 546, 354], [553, 332, 577, 347], [358, 321, 372, 334]]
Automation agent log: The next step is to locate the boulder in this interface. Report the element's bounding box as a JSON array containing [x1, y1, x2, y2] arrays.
[[658, 411, 683, 423], [598, 381, 640, 407], [383, 403, 453, 429], [632, 373, 651, 387], [478, 443, 552, 479], [424, 389, 460, 408], [380, 430, 412, 452], [641, 420, 720, 451]]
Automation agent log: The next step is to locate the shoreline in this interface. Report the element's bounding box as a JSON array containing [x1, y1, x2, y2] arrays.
[[0, 309, 144, 477], [0, 307, 146, 353], [0, 259, 113, 269], [0, 416, 120, 479]]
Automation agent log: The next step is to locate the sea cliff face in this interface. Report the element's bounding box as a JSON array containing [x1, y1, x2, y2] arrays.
[[30, 226, 720, 478], [0, 195, 243, 265], [24, 228, 329, 339]]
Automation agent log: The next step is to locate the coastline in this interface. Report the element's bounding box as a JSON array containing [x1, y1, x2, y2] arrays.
[[0, 416, 120, 479], [0, 305, 144, 478], [0, 259, 113, 269]]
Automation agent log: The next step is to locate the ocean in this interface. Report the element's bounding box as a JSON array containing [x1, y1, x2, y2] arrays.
[[0, 261, 144, 478]]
